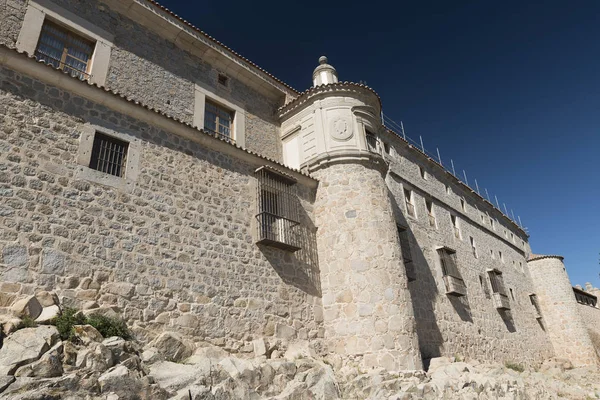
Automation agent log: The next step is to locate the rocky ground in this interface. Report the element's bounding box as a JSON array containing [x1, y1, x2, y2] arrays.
[[0, 293, 599, 399]]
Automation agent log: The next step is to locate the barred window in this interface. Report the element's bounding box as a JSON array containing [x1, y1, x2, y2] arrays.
[[255, 167, 301, 252], [488, 269, 507, 297], [365, 129, 377, 152], [397, 225, 415, 281], [89, 132, 128, 177], [34, 20, 94, 80], [573, 287, 597, 307], [438, 247, 466, 296], [204, 101, 233, 141]]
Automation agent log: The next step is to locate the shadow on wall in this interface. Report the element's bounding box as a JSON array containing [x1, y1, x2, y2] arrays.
[[388, 192, 444, 361], [448, 295, 473, 323], [258, 195, 321, 298], [498, 310, 516, 333]]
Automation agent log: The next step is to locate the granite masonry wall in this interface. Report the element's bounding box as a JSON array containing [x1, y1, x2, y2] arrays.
[[0, 66, 322, 350], [378, 129, 555, 367], [0, 0, 284, 161], [528, 257, 598, 366], [579, 303, 600, 353], [312, 162, 422, 371]]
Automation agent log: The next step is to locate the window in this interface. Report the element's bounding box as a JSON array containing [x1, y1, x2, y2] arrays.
[[529, 294, 542, 319], [504, 229, 508, 238], [573, 287, 598, 307], [510, 233, 514, 242], [204, 101, 234, 141], [365, 129, 378, 152], [446, 185, 451, 195], [489, 218, 495, 230], [488, 269, 510, 309], [470, 236, 477, 258], [419, 166, 427, 179], [255, 167, 301, 251], [509, 288, 515, 300], [34, 20, 95, 80], [218, 73, 229, 86], [451, 215, 460, 239], [490, 249, 495, 259], [383, 142, 390, 154], [404, 188, 416, 218], [480, 274, 491, 299], [499, 251, 504, 262], [397, 225, 415, 281], [438, 247, 466, 296], [480, 214, 485, 223], [519, 261, 524, 273], [89, 132, 128, 177], [426, 200, 436, 228], [460, 198, 466, 211]]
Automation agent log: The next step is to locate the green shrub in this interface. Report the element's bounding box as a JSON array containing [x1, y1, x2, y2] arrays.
[[17, 315, 38, 330], [87, 314, 132, 340], [54, 307, 86, 340], [505, 362, 524, 372]]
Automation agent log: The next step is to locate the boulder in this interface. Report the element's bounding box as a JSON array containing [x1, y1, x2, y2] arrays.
[[35, 291, 59, 307], [98, 365, 142, 400], [11, 296, 43, 320], [141, 347, 164, 364], [149, 361, 212, 394], [73, 324, 103, 345], [14, 342, 63, 378], [284, 340, 317, 361], [253, 338, 267, 357], [184, 343, 228, 365], [75, 342, 114, 373], [103, 336, 127, 362], [0, 325, 59, 375], [147, 332, 193, 363], [0, 315, 22, 336], [81, 306, 120, 319], [35, 305, 60, 324]]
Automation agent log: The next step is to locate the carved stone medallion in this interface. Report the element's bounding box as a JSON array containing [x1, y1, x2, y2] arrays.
[[330, 116, 353, 141]]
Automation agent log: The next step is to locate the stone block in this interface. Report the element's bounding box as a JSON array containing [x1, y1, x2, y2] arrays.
[[275, 323, 296, 339], [35, 291, 59, 307], [2, 245, 28, 267], [35, 305, 60, 324], [40, 249, 66, 275], [104, 282, 135, 299], [11, 295, 43, 319]]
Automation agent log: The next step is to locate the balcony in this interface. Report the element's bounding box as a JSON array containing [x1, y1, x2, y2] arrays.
[[443, 275, 466, 297], [256, 213, 301, 252], [492, 292, 511, 310]]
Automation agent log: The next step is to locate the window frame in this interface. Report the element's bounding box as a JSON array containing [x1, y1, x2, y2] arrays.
[[404, 188, 416, 218], [76, 123, 140, 192], [204, 99, 234, 142], [194, 85, 246, 147], [16, 0, 113, 86]]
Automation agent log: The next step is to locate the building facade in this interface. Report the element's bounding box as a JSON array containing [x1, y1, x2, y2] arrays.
[[0, 0, 598, 371]]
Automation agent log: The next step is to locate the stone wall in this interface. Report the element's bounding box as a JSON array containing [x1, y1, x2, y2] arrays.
[[380, 130, 554, 367], [312, 162, 422, 371], [1, 0, 283, 161], [578, 303, 600, 354], [0, 0, 26, 47], [0, 65, 322, 350], [528, 257, 598, 366]]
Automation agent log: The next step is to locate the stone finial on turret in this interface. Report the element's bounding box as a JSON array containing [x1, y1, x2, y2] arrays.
[[312, 55, 339, 87]]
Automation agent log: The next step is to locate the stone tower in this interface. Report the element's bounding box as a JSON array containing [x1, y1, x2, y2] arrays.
[[528, 255, 599, 366], [278, 57, 422, 371]]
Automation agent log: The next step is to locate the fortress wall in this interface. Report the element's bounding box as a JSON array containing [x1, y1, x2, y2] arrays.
[[380, 130, 554, 367], [0, 66, 322, 348]]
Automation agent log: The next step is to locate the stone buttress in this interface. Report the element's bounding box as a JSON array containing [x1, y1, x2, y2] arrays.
[[278, 57, 422, 371]]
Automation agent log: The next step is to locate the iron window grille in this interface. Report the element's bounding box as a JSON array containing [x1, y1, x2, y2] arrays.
[[255, 167, 301, 252], [365, 130, 378, 152], [438, 247, 466, 296], [488, 269, 507, 297], [34, 20, 94, 80], [204, 100, 234, 143], [397, 225, 415, 281], [89, 132, 129, 177]]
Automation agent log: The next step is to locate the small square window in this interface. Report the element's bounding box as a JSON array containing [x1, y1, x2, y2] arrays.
[[218, 73, 229, 86], [89, 132, 129, 177], [445, 185, 451, 195]]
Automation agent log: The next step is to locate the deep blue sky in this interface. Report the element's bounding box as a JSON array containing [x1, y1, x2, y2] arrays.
[[161, 0, 599, 287]]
